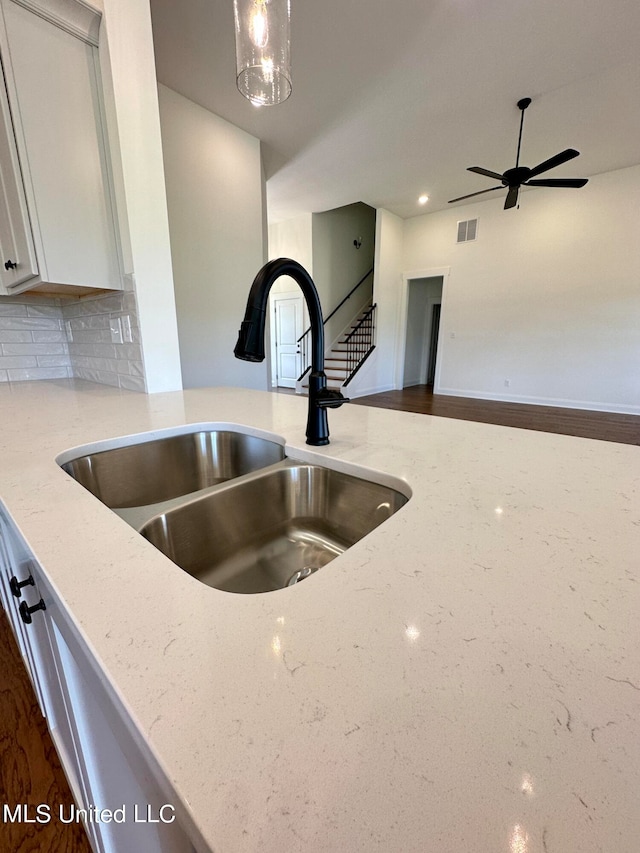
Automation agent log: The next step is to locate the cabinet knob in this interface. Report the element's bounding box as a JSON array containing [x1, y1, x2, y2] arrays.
[[10, 574, 35, 598], [4, 259, 17, 270], [19, 599, 46, 624]]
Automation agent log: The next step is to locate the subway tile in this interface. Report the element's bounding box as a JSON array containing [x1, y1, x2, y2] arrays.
[[116, 343, 142, 362], [7, 366, 69, 381], [74, 367, 119, 387], [68, 343, 117, 358], [0, 356, 38, 369], [119, 374, 146, 392], [123, 291, 139, 314], [32, 330, 67, 343], [26, 304, 64, 319], [2, 343, 66, 356], [0, 303, 28, 317], [37, 355, 72, 368], [62, 294, 124, 319], [70, 356, 103, 371], [0, 316, 61, 331], [121, 273, 135, 293], [85, 293, 125, 314], [0, 292, 148, 389], [60, 302, 86, 320], [69, 329, 112, 344], [68, 315, 111, 331], [0, 330, 33, 343]]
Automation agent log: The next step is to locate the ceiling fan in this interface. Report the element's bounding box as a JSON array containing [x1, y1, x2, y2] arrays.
[[448, 97, 588, 210]]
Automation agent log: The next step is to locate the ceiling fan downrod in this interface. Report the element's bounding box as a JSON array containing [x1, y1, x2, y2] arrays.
[[515, 97, 532, 169]]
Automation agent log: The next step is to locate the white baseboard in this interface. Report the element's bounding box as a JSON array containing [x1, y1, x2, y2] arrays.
[[347, 382, 395, 399], [435, 386, 640, 416]]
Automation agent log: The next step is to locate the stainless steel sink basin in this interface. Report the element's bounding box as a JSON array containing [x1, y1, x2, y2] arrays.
[[140, 462, 409, 594], [60, 430, 285, 508]]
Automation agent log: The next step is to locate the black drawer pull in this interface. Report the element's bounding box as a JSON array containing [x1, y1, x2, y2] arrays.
[[19, 599, 46, 624], [10, 574, 35, 598]]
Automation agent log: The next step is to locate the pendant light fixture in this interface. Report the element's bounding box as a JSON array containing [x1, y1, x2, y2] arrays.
[[233, 0, 292, 106]]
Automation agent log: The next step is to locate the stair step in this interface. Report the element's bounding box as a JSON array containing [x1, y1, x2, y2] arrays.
[[302, 378, 344, 390]]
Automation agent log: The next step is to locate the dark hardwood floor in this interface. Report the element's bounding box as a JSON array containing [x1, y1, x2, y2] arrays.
[[0, 610, 91, 853], [350, 385, 639, 445]]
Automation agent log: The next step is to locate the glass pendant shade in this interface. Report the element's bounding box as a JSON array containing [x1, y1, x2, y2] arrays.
[[234, 0, 291, 106]]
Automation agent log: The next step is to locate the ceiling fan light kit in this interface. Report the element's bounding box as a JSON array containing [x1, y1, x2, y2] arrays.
[[449, 97, 588, 210], [234, 0, 292, 106]]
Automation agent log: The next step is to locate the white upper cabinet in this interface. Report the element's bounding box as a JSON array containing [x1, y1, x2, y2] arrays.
[[0, 0, 122, 296]]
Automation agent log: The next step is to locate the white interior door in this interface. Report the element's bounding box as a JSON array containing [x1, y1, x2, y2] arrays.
[[273, 294, 303, 388]]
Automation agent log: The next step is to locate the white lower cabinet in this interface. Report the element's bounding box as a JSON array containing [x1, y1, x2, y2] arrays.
[[0, 506, 197, 853]]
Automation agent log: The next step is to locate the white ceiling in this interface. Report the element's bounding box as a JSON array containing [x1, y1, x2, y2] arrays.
[[150, 0, 640, 222]]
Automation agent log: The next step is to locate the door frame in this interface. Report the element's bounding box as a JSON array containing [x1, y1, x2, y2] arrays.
[[394, 266, 450, 391]]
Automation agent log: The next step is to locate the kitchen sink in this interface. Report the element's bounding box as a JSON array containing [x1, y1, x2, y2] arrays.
[[140, 461, 409, 594], [59, 429, 285, 508]]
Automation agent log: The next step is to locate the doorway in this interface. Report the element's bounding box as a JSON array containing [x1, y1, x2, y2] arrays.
[[271, 294, 304, 388], [401, 276, 443, 388]]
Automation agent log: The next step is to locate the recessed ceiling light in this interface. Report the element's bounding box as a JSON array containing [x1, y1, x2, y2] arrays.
[[418, 194, 429, 205]]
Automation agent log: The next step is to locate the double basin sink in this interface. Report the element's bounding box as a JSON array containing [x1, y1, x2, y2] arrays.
[[59, 428, 409, 594]]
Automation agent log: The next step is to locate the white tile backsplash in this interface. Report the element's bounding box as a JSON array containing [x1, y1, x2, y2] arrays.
[[0, 290, 146, 391], [0, 296, 72, 381], [62, 290, 146, 392]]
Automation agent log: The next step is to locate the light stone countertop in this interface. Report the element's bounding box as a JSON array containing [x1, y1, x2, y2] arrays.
[[1, 379, 638, 853]]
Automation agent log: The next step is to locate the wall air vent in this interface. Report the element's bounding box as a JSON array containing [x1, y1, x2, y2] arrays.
[[456, 218, 478, 243]]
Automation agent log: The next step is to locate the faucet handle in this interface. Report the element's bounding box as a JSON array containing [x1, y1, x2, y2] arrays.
[[315, 388, 350, 408]]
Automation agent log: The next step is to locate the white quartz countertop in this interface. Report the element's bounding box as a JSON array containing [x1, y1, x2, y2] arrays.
[[1, 379, 638, 853]]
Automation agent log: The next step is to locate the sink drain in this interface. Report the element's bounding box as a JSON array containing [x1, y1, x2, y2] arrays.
[[285, 566, 319, 587]]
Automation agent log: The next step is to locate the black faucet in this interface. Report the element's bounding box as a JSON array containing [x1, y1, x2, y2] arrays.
[[234, 258, 349, 446]]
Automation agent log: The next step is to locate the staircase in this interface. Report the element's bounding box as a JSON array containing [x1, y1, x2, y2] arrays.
[[323, 303, 374, 388], [297, 267, 376, 393], [299, 301, 376, 392]]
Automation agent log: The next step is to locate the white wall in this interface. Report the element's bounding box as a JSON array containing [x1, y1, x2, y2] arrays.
[[158, 85, 267, 390], [403, 165, 640, 413], [100, 0, 182, 393], [268, 214, 313, 288], [267, 214, 313, 386], [312, 203, 376, 346]]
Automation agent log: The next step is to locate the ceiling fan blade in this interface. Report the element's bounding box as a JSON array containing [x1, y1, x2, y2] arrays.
[[528, 148, 580, 178], [526, 178, 588, 188], [504, 185, 519, 209], [448, 186, 503, 204], [467, 166, 505, 181]]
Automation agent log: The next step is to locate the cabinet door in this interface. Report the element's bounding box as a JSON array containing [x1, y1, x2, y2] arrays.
[[0, 61, 38, 288], [0, 517, 50, 716], [0, 0, 121, 292], [0, 519, 42, 701], [0, 510, 89, 816]]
